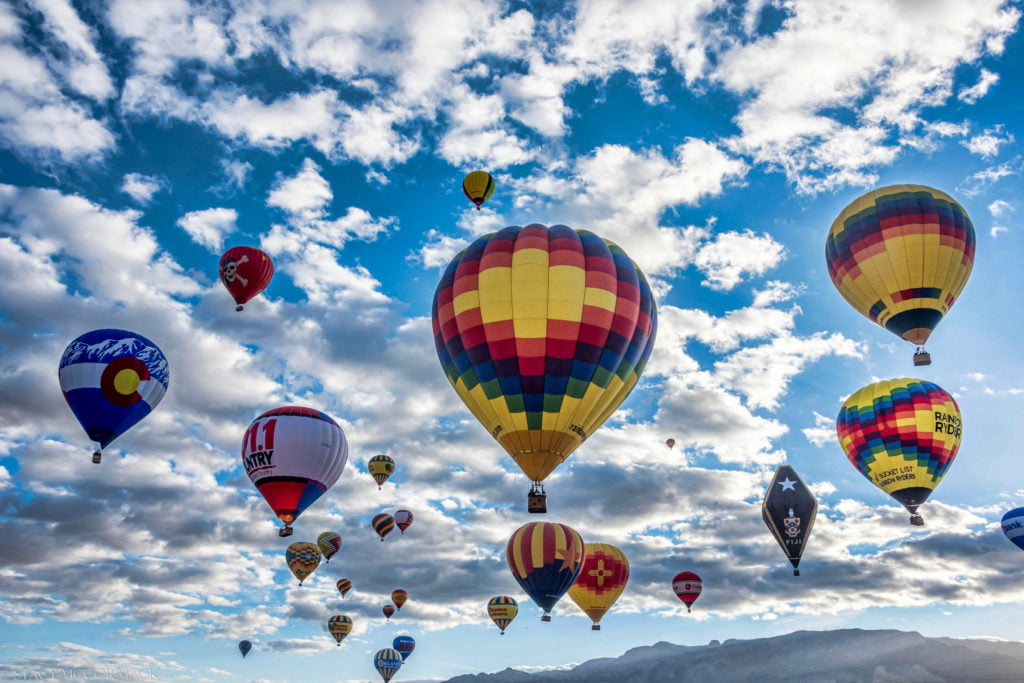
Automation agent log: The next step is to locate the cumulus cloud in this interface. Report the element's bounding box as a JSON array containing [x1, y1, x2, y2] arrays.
[[958, 68, 1000, 103], [694, 229, 786, 291], [119, 173, 164, 204], [176, 207, 238, 252], [964, 125, 1014, 158]]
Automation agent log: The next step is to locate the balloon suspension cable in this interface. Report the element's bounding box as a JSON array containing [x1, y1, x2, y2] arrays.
[[236, 304, 244, 312], [909, 513, 925, 526], [91, 449, 102, 464], [913, 347, 931, 366], [279, 526, 294, 538]]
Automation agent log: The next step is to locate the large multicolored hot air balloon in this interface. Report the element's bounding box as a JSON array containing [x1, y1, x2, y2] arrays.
[[285, 541, 321, 586], [462, 170, 495, 209], [59, 329, 169, 464], [672, 571, 702, 613], [567, 543, 629, 630], [432, 224, 657, 512], [238, 640, 252, 658], [368, 454, 395, 489], [372, 513, 395, 541], [242, 406, 348, 537], [374, 648, 403, 683], [391, 589, 408, 610], [219, 246, 274, 311], [487, 596, 518, 634], [327, 615, 352, 646], [393, 635, 415, 661], [336, 578, 352, 597], [826, 184, 975, 366], [394, 509, 413, 534], [506, 521, 586, 621], [836, 378, 962, 526], [762, 465, 818, 576], [317, 531, 342, 562], [1001, 509, 1024, 551]]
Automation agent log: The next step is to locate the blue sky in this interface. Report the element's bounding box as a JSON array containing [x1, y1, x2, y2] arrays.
[[2, 1, 1024, 681]]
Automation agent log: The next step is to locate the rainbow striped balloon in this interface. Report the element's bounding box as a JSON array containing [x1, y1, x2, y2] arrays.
[[506, 521, 586, 620], [836, 378, 962, 524], [826, 184, 975, 358], [432, 224, 657, 489]]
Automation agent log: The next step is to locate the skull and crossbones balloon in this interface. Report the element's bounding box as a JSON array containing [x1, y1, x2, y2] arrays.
[[218, 246, 275, 311]]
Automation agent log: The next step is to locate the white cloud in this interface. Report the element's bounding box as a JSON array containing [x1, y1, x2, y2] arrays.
[[119, 173, 164, 204], [803, 411, 836, 447], [964, 125, 1014, 158], [989, 199, 1012, 216], [958, 67, 999, 103], [694, 229, 786, 291], [266, 158, 333, 225], [32, 0, 115, 100], [991, 225, 1008, 238], [175, 208, 238, 252]]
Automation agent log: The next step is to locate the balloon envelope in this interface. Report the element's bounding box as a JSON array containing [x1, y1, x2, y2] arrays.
[[327, 615, 352, 645], [59, 328, 169, 457], [432, 224, 657, 495], [826, 184, 975, 351], [238, 640, 252, 658], [336, 578, 352, 597], [672, 571, 702, 612], [393, 635, 415, 661], [372, 513, 395, 540], [394, 509, 413, 533], [391, 589, 408, 609], [665, 438, 675, 449], [382, 604, 395, 619], [462, 170, 495, 207], [368, 454, 395, 488], [487, 596, 518, 634], [506, 521, 586, 619], [373, 648, 403, 683], [762, 465, 818, 576], [567, 543, 629, 630], [242, 406, 348, 534], [836, 378, 962, 524], [219, 245, 274, 311], [1002, 508, 1024, 551], [285, 542, 321, 585], [317, 531, 342, 562]]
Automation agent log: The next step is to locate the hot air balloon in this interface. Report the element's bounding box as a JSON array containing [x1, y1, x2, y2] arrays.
[[393, 635, 415, 661], [285, 541, 321, 586], [219, 246, 274, 311], [317, 531, 342, 562], [336, 578, 353, 597], [462, 170, 495, 209], [368, 454, 395, 489], [59, 329, 169, 464], [432, 224, 657, 512], [374, 648, 403, 683], [382, 604, 395, 620], [567, 543, 629, 631], [672, 571, 702, 613], [665, 438, 675, 449], [394, 509, 413, 534], [506, 521, 586, 621], [327, 615, 352, 646], [1001, 508, 1024, 551], [391, 589, 408, 610], [836, 378, 962, 526], [372, 513, 395, 541], [487, 596, 518, 634], [242, 406, 348, 537], [238, 640, 252, 658], [762, 465, 818, 576], [826, 184, 975, 366]]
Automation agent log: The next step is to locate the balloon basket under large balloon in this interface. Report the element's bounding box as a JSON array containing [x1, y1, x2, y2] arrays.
[[591, 624, 600, 631], [541, 614, 551, 622], [527, 483, 547, 513], [235, 304, 244, 312], [913, 348, 931, 366], [910, 513, 925, 526], [279, 526, 294, 538], [91, 449, 102, 464], [793, 569, 800, 577]]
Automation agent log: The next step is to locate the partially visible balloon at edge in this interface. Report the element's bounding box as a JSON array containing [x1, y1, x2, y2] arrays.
[[1001, 508, 1024, 551]]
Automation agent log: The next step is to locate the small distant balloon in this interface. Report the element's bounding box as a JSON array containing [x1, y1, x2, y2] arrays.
[[285, 542, 321, 586], [374, 648, 403, 683], [238, 640, 252, 658], [336, 578, 353, 597], [372, 513, 395, 541], [393, 635, 415, 661], [317, 531, 342, 562], [665, 438, 675, 449], [487, 596, 518, 634], [1001, 508, 1024, 551], [327, 615, 352, 646], [382, 604, 395, 620], [219, 245, 274, 311], [391, 589, 408, 610], [672, 571, 702, 613], [368, 454, 395, 489], [59, 328, 169, 464], [394, 509, 413, 534], [461, 170, 495, 209]]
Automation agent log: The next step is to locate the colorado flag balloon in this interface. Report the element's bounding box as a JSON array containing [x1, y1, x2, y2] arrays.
[[826, 184, 975, 365], [567, 543, 630, 630], [836, 378, 962, 525], [242, 407, 348, 537], [432, 224, 657, 510], [506, 521, 586, 621], [59, 329, 169, 464]]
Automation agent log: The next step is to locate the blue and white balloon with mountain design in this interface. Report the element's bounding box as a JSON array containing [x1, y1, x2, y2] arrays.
[[58, 328, 169, 463]]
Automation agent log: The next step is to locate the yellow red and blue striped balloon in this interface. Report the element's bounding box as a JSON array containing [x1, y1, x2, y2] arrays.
[[372, 513, 395, 541], [826, 184, 975, 350], [327, 615, 352, 646], [836, 378, 962, 525], [567, 542, 630, 630], [487, 595, 518, 634], [506, 521, 586, 620], [431, 224, 657, 486]]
